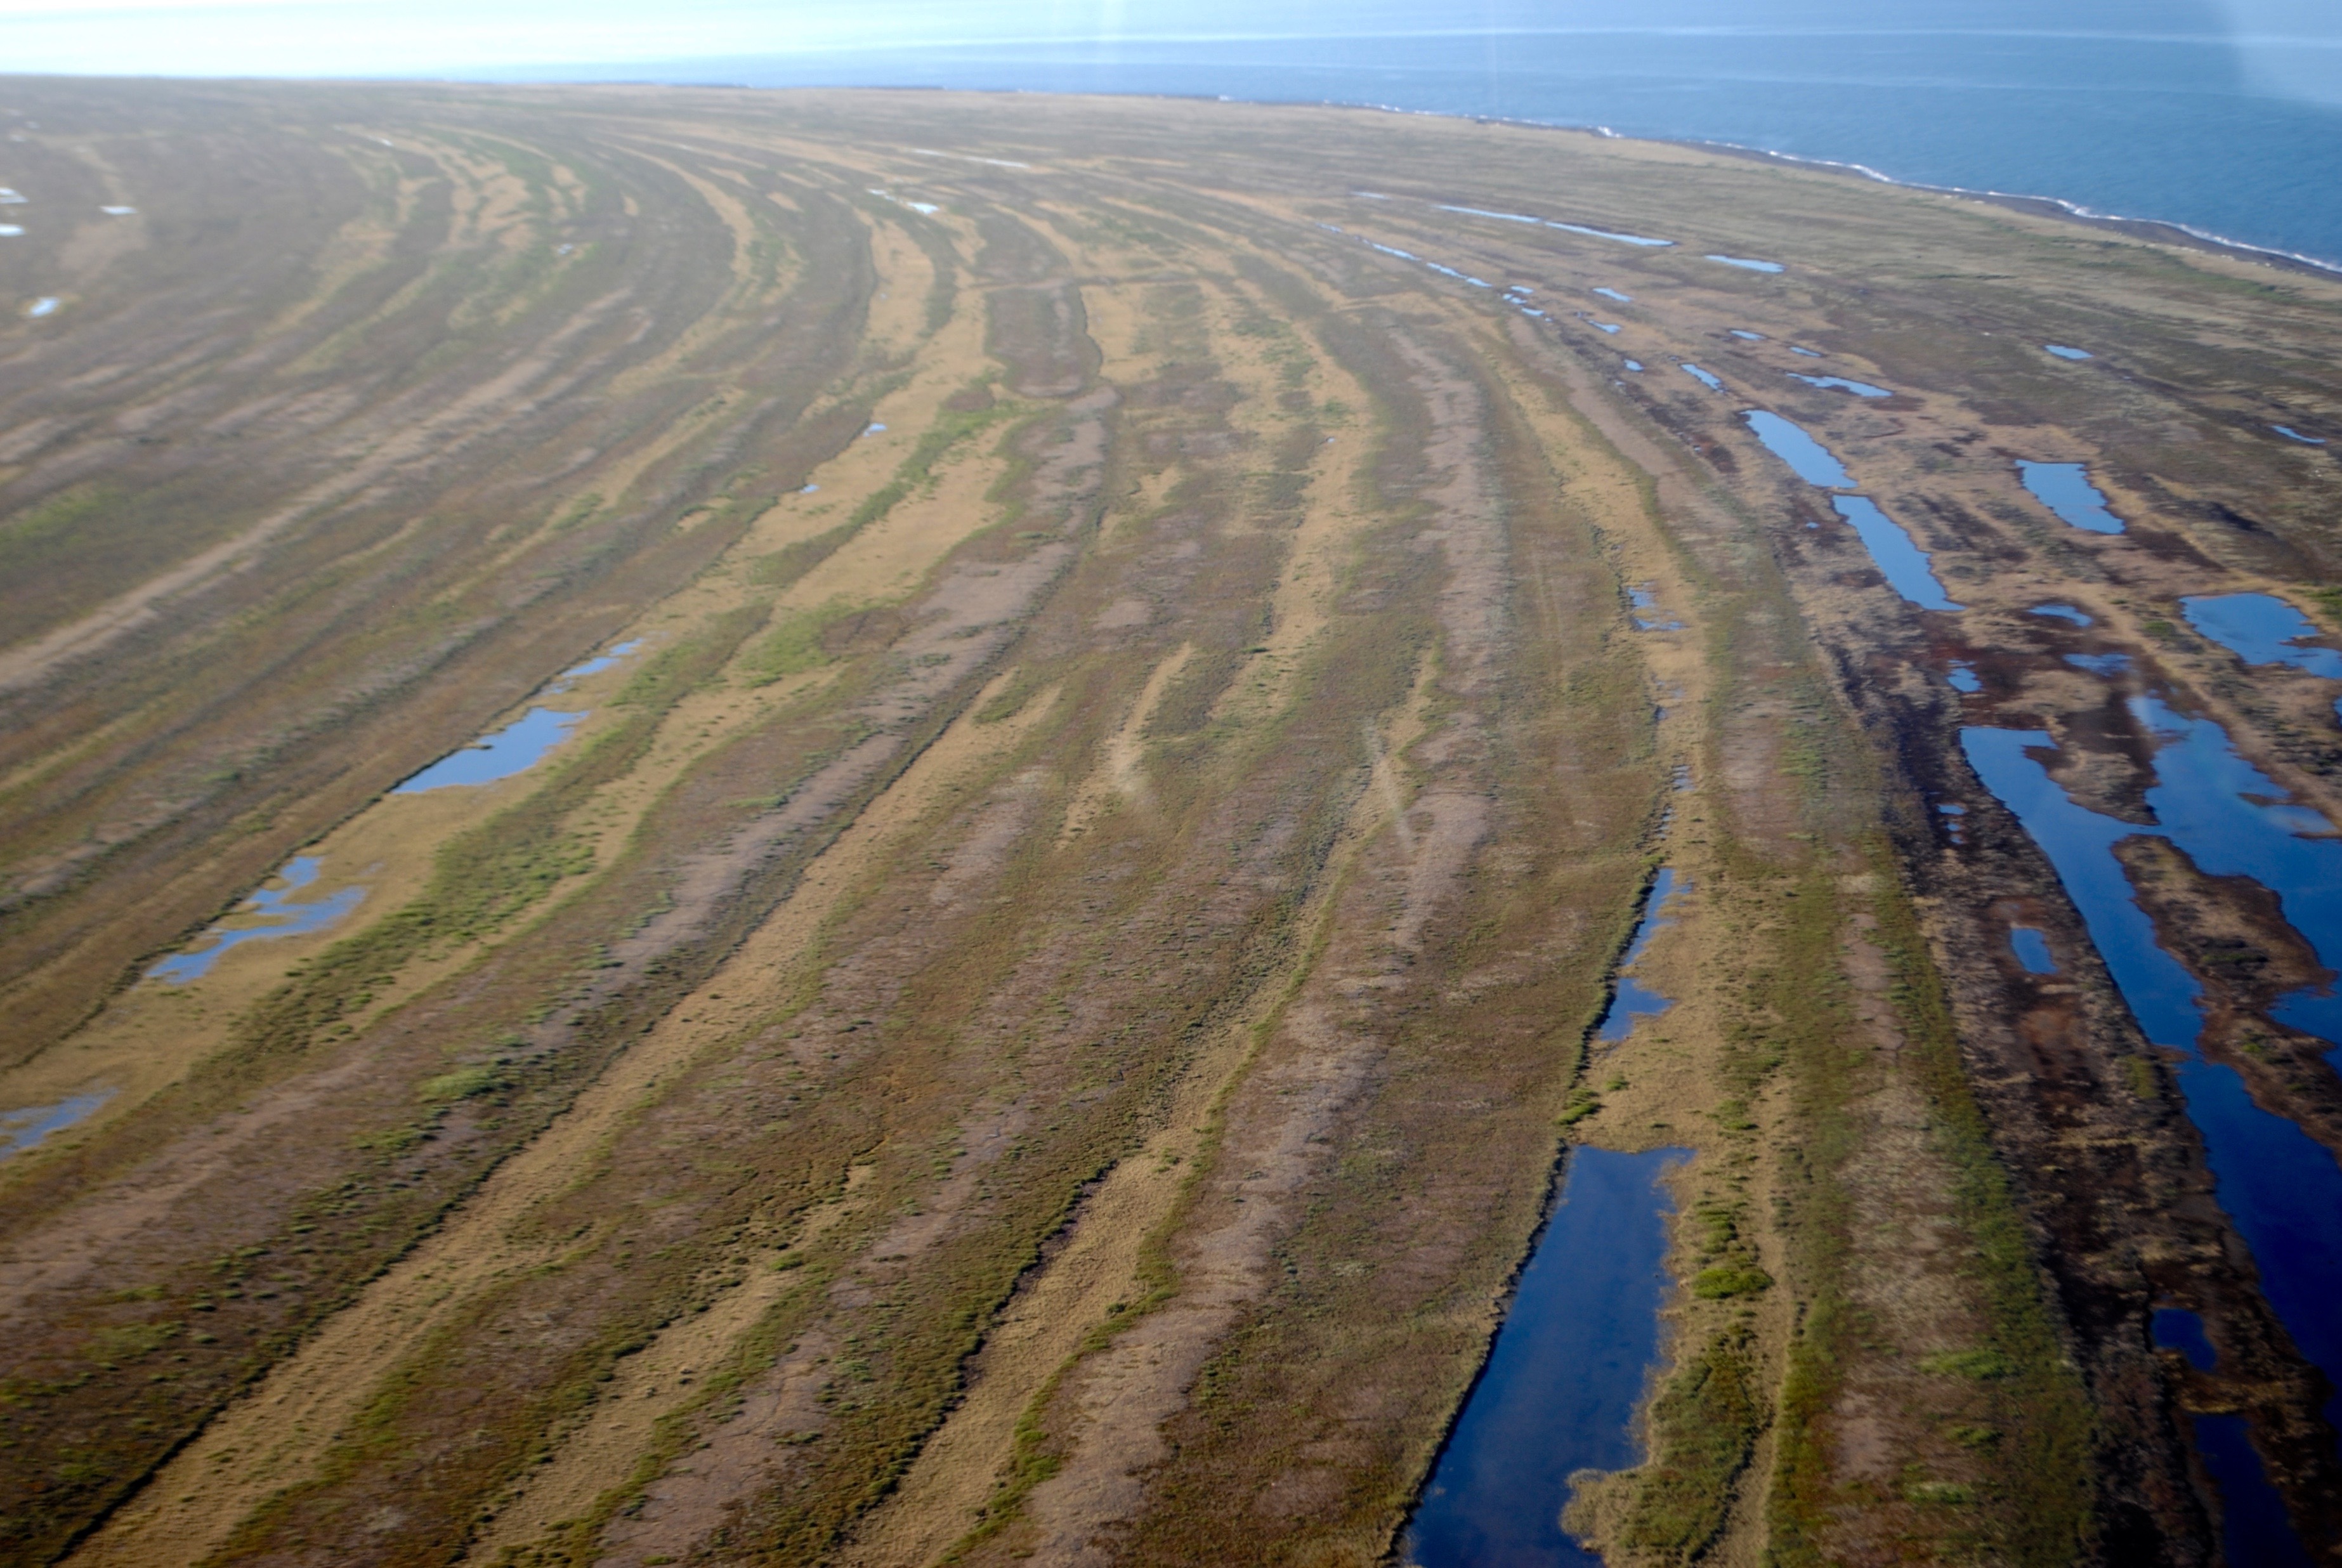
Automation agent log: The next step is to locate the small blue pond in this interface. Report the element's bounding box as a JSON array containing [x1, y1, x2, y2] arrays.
[[2272, 426, 2326, 446], [1623, 360, 1643, 372], [2153, 1307, 2217, 1371], [1788, 346, 1823, 358], [1963, 703, 2342, 1482], [394, 706, 586, 794], [1628, 585, 1683, 634], [2181, 594, 2342, 681], [149, 856, 368, 984], [1788, 373, 1892, 399], [1706, 254, 1784, 273], [1592, 287, 1630, 303], [2044, 344, 2095, 361], [1593, 322, 1621, 334], [1680, 364, 1722, 391], [1596, 868, 1684, 1040], [2, 1090, 115, 1160], [1729, 329, 1763, 341], [2065, 653, 2132, 677], [1741, 410, 1850, 488], [1947, 662, 1982, 695], [2010, 927, 2059, 974], [2031, 604, 2093, 628], [2018, 462, 2126, 535], [1405, 1145, 1691, 1568], [1833, 497, 1961, 613], [549, 639, 646, 689], [2194, 1416, 2313, 1568]]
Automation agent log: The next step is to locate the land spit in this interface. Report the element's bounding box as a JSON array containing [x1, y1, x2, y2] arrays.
[[3, 80, 2341, 1566]]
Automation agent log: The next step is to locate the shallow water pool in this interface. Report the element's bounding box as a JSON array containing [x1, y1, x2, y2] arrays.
[[1741, 409, 1850, 488], [1680, 363, 1722, 391], [1788, 372, 1891, 399], [2018, 462, 2125, 535], [1, 1090, 115, 1160], [1834, 497, 1961, 612], [1548, 219, 1671, 247], [2010, 927, 2058, 974], [1592, 287, 1630, 303], [149, 856, 367, 984], [1404, 1144, 1691, 1568], [1706, 254, 1783, 273], [2031, 604, 2093, 628], [2180, 594, 2342, 681], [1596, 868, 1685, 1039], [393, 706, 587, 794], [2044, 344, 2094, 361]]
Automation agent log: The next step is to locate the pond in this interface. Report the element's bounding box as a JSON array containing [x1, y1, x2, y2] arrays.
[[1404, 1145, 1691, 1568], [2018, 462, 2126, 535], [148, 856, 367, 984], [393, 706, 587, 794]]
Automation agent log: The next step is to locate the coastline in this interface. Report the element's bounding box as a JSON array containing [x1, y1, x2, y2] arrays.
[[1297, 93, 2342, 280], [1666, 133, 2342, 281]]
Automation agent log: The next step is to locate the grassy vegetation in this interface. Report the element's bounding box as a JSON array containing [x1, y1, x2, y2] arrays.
[[225, 606, 770, 1081], [1618, 1327, 1766, 1560], [9, 77, 2338, 1568]]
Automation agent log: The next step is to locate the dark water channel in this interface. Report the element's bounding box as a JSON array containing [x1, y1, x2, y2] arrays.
[[1406, 875, 1689, 1564], [1963, 696, 2342, 1534], [1405, 1146, 1691, 1568]]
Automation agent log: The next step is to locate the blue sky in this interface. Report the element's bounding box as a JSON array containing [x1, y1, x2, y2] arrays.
[[0, 0, 2336, 91]]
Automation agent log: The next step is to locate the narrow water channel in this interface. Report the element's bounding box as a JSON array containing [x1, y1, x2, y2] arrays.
[[1405, 1146, 1691, 1568], [1408, 872, 1691, 1565]]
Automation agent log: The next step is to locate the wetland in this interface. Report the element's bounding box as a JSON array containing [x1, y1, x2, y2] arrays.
[[1, 76, 2341, 1568]]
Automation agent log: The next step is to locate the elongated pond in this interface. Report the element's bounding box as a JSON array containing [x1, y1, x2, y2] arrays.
[[1, 1090, 115, 1160], [393, 705, 586, 794], [1405, 1146, 1690, 1568], [2018, 461, 2126, 535], [1597, 867, 1684, 1038], [149, 855, 367, 984]]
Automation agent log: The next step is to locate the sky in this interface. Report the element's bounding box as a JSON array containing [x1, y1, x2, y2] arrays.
[[0, 0, 2337, 99]]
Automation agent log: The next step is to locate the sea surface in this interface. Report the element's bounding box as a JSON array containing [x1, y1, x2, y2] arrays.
[[501, 13, 2342, 269]]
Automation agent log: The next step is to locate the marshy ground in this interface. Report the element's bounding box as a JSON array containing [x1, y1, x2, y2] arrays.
[[3, 80, 2341, 1567]]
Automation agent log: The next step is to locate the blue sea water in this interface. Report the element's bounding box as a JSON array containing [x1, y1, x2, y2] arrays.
[[516, 2, 2342, 271]]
